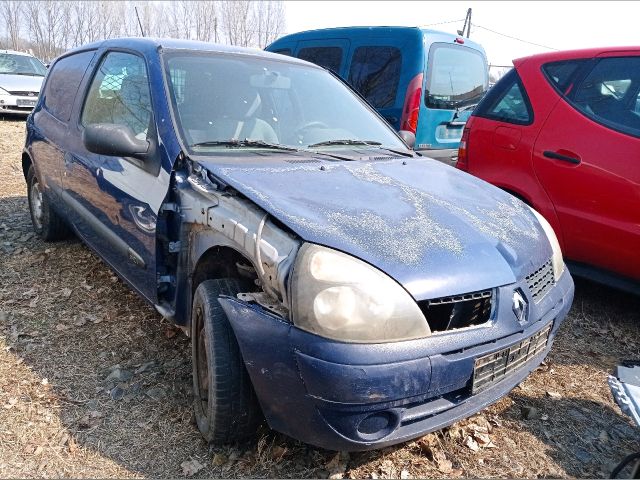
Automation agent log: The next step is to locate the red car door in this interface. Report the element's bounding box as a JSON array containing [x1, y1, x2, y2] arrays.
[[532, 53, 640, 280]]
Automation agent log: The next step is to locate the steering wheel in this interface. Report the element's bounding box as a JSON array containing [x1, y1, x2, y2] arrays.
[[295, 121, 329, 136]]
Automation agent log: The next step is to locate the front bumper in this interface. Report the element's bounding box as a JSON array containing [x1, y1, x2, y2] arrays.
[[221, 270, 574, 451], [0, 94, 38, 114], [417, 148, 458, 167]]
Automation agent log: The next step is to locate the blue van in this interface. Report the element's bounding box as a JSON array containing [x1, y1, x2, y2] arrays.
[[267, 26, 489, 164]]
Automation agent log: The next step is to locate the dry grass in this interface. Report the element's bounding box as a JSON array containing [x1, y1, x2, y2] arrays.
[[0, 116, 638, 478]]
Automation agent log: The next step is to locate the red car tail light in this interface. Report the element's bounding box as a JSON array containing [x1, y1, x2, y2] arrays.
[[400, 73, 423, 134], [456, 126, 471, 171]]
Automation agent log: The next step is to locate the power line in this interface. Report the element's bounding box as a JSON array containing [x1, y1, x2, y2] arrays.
[[472, 24, 559, 51], [417, 18, 465, 28]]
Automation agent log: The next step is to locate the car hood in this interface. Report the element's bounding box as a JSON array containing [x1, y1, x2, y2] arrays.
[[201, 156, 551, 300], [0, 74, 43, 92]]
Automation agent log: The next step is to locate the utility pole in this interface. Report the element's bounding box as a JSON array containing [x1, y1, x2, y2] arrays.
[[458, 8, 472, 38]]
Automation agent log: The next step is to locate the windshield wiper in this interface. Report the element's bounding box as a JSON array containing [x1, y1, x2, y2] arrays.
[[308, 139, 382, 147], [190, 139, 299, 151]]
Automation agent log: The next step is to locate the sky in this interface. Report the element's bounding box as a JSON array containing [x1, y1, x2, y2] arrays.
[[284, 1, 640, 66]]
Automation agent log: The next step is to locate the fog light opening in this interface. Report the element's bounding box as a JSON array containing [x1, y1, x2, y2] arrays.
[[356, 411, 400, 441]]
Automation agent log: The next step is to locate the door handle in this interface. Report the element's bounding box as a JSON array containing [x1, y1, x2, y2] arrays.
[[543, 150, 581, 165]]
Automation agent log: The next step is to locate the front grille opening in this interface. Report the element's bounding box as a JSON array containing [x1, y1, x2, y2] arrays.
[[418, 290, 493, 332], [526, 259, 554, 302]]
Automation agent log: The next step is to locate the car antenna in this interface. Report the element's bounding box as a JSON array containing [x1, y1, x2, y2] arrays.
[[135, 6, 146, 37]]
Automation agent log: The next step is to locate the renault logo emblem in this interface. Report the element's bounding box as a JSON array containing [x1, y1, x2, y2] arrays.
[[512, 289, 528, 323]]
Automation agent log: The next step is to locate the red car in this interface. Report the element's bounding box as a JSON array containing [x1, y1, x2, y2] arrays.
[[457, 47, 640, 292]]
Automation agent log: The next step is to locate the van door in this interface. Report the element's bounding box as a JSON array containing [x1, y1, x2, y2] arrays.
[[295, 39, 350, 77], [346, 45, 404, 129], [62, 50, 170, 303], [419, 42, 488, 154]]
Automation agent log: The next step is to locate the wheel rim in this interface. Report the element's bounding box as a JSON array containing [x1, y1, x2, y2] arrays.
[[195, 305, 209, 419], [30, 181, 44, 230]]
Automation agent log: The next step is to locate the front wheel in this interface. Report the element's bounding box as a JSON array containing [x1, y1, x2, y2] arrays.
[[191, 278, 263, 444]]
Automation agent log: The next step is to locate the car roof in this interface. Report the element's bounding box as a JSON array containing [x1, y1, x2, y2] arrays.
[[62, 37, 314, 66], [269, 26, 485, 54], [513, 46, 640, 68]]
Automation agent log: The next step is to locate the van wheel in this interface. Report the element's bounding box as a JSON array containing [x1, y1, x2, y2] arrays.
[[191, 278, 262, 444], [26, 166, 71, 241]]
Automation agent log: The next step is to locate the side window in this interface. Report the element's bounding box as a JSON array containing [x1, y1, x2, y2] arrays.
[[569, 56, 640, 138], [273, 48, 292, 57], [43, 50, 95, 122], [348, 46, 401, 109], [82, 51, 152, 139], [297, 47, 342, 73], [474, 68, 533, 125], [542, 60, 586, 93]]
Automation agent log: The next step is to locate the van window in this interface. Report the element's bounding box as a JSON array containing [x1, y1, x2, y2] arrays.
[[425, 43, 487, 110], [273, 48, 292, 57], [297, 47, 342, 73], [348, 46, 401, 109], [474, 68, 533, 125], [569, 56, 640, 139], [82, 51, 152, 139], [43, 50, 95, 122]]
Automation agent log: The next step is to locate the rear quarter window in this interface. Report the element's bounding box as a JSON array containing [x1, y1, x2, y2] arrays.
[[297, 47, 342, 73], [474, 68, 533, 125], [43, 50, 95, 122], [561, 56, 640, 139], [347, 46, 401, 109]]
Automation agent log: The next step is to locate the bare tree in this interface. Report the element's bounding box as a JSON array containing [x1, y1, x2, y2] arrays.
[[221, 0, 254, 47], [0, 0, 23, 50], [0, 0, 286, 60], [253, 1, 285, 48]]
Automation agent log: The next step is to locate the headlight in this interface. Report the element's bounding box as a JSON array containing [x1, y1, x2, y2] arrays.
[[290, 244, 431, 343], [529, 207, 564, 281]]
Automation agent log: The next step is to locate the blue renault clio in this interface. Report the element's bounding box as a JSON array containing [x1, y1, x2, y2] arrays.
[[23, 38, 574, 451]]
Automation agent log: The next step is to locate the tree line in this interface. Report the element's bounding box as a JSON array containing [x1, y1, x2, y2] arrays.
[[0, 0, 286, 62]]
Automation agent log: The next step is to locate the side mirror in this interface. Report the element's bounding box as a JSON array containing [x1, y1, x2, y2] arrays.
[[398, 130, 416, 149], [83, 124, 149, 158]]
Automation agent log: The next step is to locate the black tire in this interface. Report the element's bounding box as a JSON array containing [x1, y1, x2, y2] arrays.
[[26, 165, 71, 241], [191, 278, 263, 444]]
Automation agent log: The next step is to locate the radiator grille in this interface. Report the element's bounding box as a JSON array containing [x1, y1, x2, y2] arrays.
[[472, 325, 551, 393], [418, 290, 493, 332], [7, 90, 38, 96], [526, 259, 554, 302]]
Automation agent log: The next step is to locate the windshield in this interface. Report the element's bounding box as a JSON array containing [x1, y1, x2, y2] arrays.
[[163, 52, 406, 153], [425, 43, 488, 110], [0, 53, 46, 76]]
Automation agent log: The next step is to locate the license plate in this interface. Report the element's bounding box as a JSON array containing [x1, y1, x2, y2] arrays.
[[17, 99, 37, 107], [472, 325, 551, 393]]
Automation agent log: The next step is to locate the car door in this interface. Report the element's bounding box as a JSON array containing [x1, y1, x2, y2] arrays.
[[30, 50, 96, 207], [532, 53, 640, 279], [62, 49, 170, 303]]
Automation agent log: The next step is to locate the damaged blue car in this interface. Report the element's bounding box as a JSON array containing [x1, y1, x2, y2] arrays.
[[23, 38, 574, 451]]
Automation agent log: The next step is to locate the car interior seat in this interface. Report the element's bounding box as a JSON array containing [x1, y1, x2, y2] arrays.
[[113, 74, 152, 139]]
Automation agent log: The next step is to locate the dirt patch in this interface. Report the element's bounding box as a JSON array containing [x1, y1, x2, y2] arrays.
[[1, 117, 638, 478]]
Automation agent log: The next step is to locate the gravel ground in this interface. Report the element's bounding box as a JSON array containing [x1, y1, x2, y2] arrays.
[[0, 117, 639, 478]]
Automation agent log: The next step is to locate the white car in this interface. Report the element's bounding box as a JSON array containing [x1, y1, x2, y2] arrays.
[[0, 50, 46, 115]]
